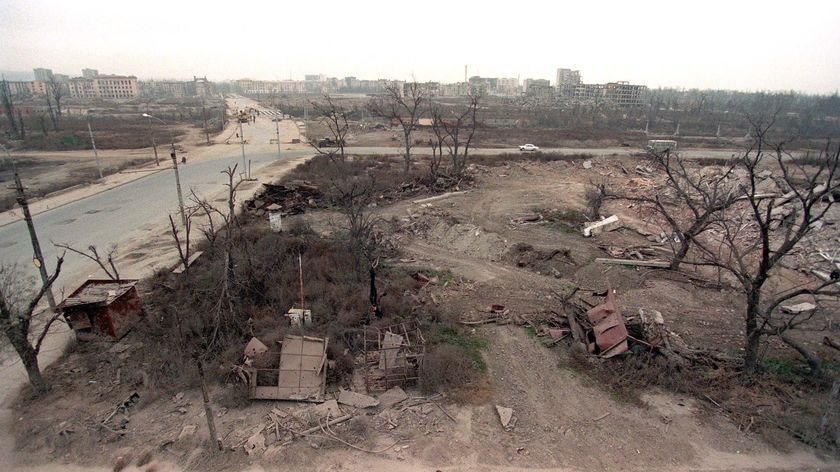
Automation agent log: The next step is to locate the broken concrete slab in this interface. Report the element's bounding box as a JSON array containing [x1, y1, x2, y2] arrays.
[[781, 302, 817, 314], [583, 215, 621, 237], [308, 399, 341, 419], [243, 337, 268, 357], [338, 389, 380, 409], [378, 386, 408, 409], [496, 405, 514, 430], [178, 424, 197, 440]]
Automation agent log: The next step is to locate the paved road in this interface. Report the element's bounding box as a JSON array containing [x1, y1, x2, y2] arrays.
[[0, 148, 308, 291]]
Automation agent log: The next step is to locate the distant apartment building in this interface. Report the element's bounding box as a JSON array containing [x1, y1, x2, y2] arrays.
[[554, 67, 647, 107], [82, 68, 99, 79], [89, 75, 139, 100], [53, 73, 70, 82], [565, 81, 647, 106], [522, 78, 550, 94], [65, 75, 139, 100], [29, 81, 50, 95], [67, 78, 96, 99], [439, 82, 469, 97], [194, 76, 212, 97], [405, 81, 439, 97], [33, 68, 53, 82], [278, 80, 306, 94], [3, 81, 32, 95], [496, 77, 520, 96], [555, 68, 581, 95], [602, 81, 647, 106]]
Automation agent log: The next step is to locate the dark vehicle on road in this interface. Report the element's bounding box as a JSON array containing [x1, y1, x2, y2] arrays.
[[318, 137, 345, 148]]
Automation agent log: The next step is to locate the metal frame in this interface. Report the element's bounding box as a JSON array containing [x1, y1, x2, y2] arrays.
[[362, 321, 426, 393]]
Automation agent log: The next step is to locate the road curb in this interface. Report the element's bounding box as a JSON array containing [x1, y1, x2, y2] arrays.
[[0, 166, 167, 229]]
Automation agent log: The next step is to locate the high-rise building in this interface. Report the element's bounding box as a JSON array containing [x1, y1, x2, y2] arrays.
[[82, 68, 99, 79], [555, 68, 581, 95], [33, 68, 53, 81]]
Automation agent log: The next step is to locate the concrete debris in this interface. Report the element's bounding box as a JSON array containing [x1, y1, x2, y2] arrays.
[[496, 405, 515, 430], [338, 389, 380, 409], [582, 160, 593, 169], [244, 181, 322, 217], [178, 425, 196, 440], [285, 308, 312, 327], [635, 165, 655, 177], [244, 337, 269, 357], [378, 386, 409, 409], [244, 431, 266, 455], [781, 302, 817, 314], [583, 215, 621, 237], [308, 399, 341, 419]]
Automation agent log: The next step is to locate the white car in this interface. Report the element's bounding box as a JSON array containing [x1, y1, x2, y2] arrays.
[[519, 143, 540, 152]]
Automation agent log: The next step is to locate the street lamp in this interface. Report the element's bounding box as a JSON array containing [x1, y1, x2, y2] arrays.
[[142, 112, 161, 166], [141, 113, 186, 227]]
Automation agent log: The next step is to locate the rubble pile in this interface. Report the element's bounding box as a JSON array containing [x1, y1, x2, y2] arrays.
[[243, 181, 323, 217]]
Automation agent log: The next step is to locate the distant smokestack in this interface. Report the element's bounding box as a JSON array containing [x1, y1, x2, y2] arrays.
[[464, 65, 467, 83]]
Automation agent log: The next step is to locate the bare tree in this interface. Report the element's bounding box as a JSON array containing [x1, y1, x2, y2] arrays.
[[376, 82, 426, 173], [430, 93, 480, 177], [0, 78, 19, 138], [690, 118, 840, 375], [605, 149, 741, 269], [310, 95, 350, 164], [46, 76, 65, 130], [54, 244, 120, 280], [16, 110, 25, 140], [0, 257, 64, 395]]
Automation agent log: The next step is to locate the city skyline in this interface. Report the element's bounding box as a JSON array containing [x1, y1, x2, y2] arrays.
[[2, 0, 840, 94]]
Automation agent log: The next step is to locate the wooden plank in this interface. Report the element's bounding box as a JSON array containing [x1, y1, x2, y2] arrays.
[[173, 251, 204, 274], [594, 258, 670, 268]]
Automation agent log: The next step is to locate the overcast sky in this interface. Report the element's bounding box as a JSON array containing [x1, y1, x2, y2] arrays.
[[2, 0, 839, 94]]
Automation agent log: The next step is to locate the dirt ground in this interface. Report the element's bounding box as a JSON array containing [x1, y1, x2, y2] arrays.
[[0, 124, 203, 211], [9, 152, 840, 471]]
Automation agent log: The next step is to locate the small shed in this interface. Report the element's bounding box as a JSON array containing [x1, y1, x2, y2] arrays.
[[58, 279, 143, 341]]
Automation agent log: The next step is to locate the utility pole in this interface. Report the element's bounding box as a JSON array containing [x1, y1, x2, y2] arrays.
[[238, 120, 248, 179], [146, 114, 160, 166], [3, 146, 57, 309], [170, 145, 186, 227], [202, 105, 210, 145], [275, 117, 282, 157], [87, 121, 103, 179]]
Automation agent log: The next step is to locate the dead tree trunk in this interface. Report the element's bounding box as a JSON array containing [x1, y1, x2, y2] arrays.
[[197, 360, 223, 451]]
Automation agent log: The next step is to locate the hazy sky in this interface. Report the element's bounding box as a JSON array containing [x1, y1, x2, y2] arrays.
[[2, 0, 839, 94]]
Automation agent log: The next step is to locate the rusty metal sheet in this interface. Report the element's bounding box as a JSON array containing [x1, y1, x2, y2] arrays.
[[586, 289, 629, 358]]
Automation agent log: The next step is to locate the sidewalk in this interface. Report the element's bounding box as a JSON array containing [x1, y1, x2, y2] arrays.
[[0, 98, 250, 228]]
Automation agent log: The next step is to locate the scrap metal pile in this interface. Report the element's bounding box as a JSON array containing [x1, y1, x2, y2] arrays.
[[460, 287, 725, 367], [243, 181, 323, 217]]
